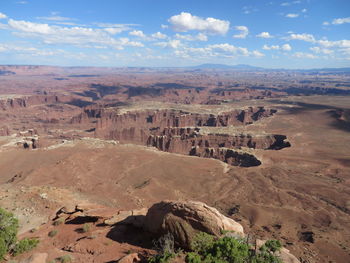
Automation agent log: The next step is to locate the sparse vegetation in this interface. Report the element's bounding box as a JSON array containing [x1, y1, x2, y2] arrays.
[[12, 238, 39, 256], [53, 217, 65, 226], [148, 233, 176, 263], [0, 207, 18, 259], [0, 207, 39, 259], [82, 223, 91, 233], [57, 254, 73, 263], [148, 232, 283, 263], [48, 230, 58, 237]]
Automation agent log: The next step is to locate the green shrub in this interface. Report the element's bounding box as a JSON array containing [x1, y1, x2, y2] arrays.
[[48, 230, 58, 237], [82, 223, 91, 233], [0, 207, 19, 259], [0, 238, 7, 260], [53, 218, 65, 226], [148, 251, 174, 263], [57, 254, 73, 263], [184, 233, 282, 263], [12, 238, 39, 256], [190, 232, 215, 253], [261, 240, 282, 253]]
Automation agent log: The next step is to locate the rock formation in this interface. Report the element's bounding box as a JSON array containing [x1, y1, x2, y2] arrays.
[[144, 200, 245, 249]]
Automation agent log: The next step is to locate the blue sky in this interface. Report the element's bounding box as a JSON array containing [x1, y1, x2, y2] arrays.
[[0, 0, 349, 68]]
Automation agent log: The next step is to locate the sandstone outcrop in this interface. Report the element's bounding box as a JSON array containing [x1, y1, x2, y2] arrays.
[[144, 200, 244, 249], [71, 107, 290, 167], [117, 253, 141, 263]]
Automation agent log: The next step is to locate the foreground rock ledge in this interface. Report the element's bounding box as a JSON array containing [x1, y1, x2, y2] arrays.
[[144, 200, 245, 249]]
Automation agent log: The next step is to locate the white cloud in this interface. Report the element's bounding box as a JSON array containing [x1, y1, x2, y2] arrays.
[[155, 39, 182, 49], [293, 52, 317, 59], [104, 27, 127, 35], [168, 12, 230, 35], [256, 32, 272, 38], [281, 1, 301, 6], [310, 46, 333, 54], [16, 1, 28, 4], [175, 32, 208, 41], [323, 21, 330, 26], [252, 50, 264, 57], [263, 44, 292, 51], [301, 9, 307, 13], [161, 24, 168, 29], [281, 43, 292, 51], [36, 15, 74, 22], [318, 39, 350, 48], [173, 43, 265, 60], [332, 17, 350, 25], [9, 19, 52, 34], [233, 26, 249, 39], [209, 43, 249, 56], [129, 30, 146, 38], [7, 18, 143, 49], [263, 44, 280, 50], [288, 33, 315, 42], [151, 32, 167, 39], [0, 12, 7, 19], [286, 13, 299, 18]]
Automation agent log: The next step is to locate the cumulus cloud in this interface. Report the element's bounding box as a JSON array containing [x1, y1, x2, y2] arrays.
[[251, 50, 265, 57], [175, 32, 208, 41], [332, 17, 350, 25], [103, 27, 127, 35], [256, 32, 272, 38], [9, 19, 52, 34], [282, 43, 292, 51], [151, 32, 167, 39], [7, 18, 143, 49], [129, 30, 146, 38], [155, 39, 182, 49], [263, 44, 280, 50], [310, 46, 333, 54], [287, 33, 315, 42], [233, 26, 249, 39], [209, 43, 249, 56], [286, 13, 299, 18], [263, 44, 292, 51], [293, 52, 317, 59], [318, 39, 350, 48], [174, 43, 263, 59], [168, 12, 230, 35], [0, 12, 7, 19]]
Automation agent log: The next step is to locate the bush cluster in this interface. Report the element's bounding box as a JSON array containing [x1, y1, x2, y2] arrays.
[[148, 232, 283, 263], [0, 207, 39, 259]]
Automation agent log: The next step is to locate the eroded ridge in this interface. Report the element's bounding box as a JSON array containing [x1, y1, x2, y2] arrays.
[[72, 107, 290, 167]]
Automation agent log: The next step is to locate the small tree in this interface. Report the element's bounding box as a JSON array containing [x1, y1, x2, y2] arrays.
[[0, 208, 19, 259], [0, 207, 39, 259]]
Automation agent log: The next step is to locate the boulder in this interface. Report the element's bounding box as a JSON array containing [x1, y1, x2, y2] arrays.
[[144, 200, 244, 249], [104, 208, 147, 227], [117, 253, 141, 263], [20, 253, 48, 263]]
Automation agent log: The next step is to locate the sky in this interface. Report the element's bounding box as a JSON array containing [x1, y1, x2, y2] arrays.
[[0, 0, 349, 68]]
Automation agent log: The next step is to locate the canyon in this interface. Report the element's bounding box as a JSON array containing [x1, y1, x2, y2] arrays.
[[0, 66, 349, 263]]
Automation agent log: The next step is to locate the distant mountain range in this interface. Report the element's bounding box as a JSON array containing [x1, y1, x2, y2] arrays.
[[189, 64, 264, 70], [188, 63, 350, 72]]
